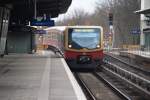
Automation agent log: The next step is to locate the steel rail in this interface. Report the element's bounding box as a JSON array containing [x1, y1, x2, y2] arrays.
[[102, 61, 150, 97], [74, 73, 96, 100], [94, 72, 131, 100], [104, 53, 150, 75]]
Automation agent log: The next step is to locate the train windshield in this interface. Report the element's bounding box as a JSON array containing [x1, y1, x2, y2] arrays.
[[68, 28, 100, 50]]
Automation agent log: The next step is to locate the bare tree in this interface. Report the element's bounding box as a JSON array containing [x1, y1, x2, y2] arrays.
[[95, 0, 141, 47], [56, 0, 141, 47], [56, 9, 92, 26]]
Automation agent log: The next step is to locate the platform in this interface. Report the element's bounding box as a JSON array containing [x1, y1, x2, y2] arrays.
[[0, 51, 86, 100], [119, 50, 150, 63]]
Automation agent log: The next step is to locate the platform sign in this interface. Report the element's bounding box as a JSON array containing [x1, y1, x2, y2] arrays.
[[34, 30, 47, 34], [31, 18, 55, 26], [131, 28, 141, 34]]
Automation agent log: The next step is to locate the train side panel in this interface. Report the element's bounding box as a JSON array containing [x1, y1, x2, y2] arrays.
[[44, 28, 64, 53]]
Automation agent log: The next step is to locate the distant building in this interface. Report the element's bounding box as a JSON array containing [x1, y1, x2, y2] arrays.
[[136, 0, 150, 51]]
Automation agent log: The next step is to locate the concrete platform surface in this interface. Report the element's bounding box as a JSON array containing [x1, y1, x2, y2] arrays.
[[0, 51, 86, 100]]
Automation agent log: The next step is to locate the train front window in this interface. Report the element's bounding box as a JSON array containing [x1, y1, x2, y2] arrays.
[[68, 28, 100, 50]]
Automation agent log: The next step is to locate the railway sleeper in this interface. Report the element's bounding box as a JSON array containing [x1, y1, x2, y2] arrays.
[[131, 96, 144, 100], [131, 78, 137, 83], [95, 73, 132, 100]]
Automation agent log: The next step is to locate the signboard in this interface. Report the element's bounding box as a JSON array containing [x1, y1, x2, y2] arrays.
[[34, 30, 47, 34], [31, 18, 55, 26], [72, 28, 100, 33], [131, 28, 141, 34]]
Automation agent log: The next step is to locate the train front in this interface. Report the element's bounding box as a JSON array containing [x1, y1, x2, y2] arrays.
[[64, 26, 103, 69]]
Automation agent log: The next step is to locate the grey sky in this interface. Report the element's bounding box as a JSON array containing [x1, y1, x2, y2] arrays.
[[54, 0, 101, 21]]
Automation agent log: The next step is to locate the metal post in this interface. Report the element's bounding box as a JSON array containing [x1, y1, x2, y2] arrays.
[[111, 26, 115, 48], [108, 13, 114, 50], [34, 0, 37, 19]]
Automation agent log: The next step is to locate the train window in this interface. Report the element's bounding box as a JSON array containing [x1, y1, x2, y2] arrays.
[[68, 28, 101, 50]]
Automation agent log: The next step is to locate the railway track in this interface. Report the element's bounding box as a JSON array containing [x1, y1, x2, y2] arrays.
[[100, 54, 150, 99], [72, 53, 150, 100], [94, 70, 148, 100], [74, 73, 125, 100], [74, 73, 96, 100], [104, 53, 150, 76]]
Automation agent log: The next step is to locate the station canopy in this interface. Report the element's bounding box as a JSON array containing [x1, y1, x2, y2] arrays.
[[135, 8, 150, 14], [0, 0, 72, 23]]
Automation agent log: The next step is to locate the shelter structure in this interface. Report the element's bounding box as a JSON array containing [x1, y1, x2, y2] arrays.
[[136, 0, 150, 51]]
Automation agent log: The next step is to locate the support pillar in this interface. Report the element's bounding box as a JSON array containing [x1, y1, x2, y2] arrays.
[[0, 7, 10, 57]]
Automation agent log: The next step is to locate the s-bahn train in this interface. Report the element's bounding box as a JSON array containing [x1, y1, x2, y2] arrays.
[[44, 26, 104, 69]]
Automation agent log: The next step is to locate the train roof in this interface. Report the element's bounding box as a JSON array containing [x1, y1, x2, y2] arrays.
[[44, 26, 102, 32], [66, 26, 102, 29], [44, 26, 66, 32]]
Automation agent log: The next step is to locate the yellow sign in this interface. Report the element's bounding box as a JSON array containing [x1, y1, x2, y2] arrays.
[[74, 29, 95, 33]]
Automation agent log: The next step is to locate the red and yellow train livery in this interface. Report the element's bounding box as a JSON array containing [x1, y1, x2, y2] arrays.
[[64, 26, 103, 69], [44, 26, 103, 69]]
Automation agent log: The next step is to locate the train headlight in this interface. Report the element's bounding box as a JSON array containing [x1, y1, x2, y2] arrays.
[[68, 45, 72, 48], [97, 45, 100, 48]]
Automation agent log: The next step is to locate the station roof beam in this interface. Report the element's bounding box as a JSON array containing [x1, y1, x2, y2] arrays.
[[0, 0, 72, 24]]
